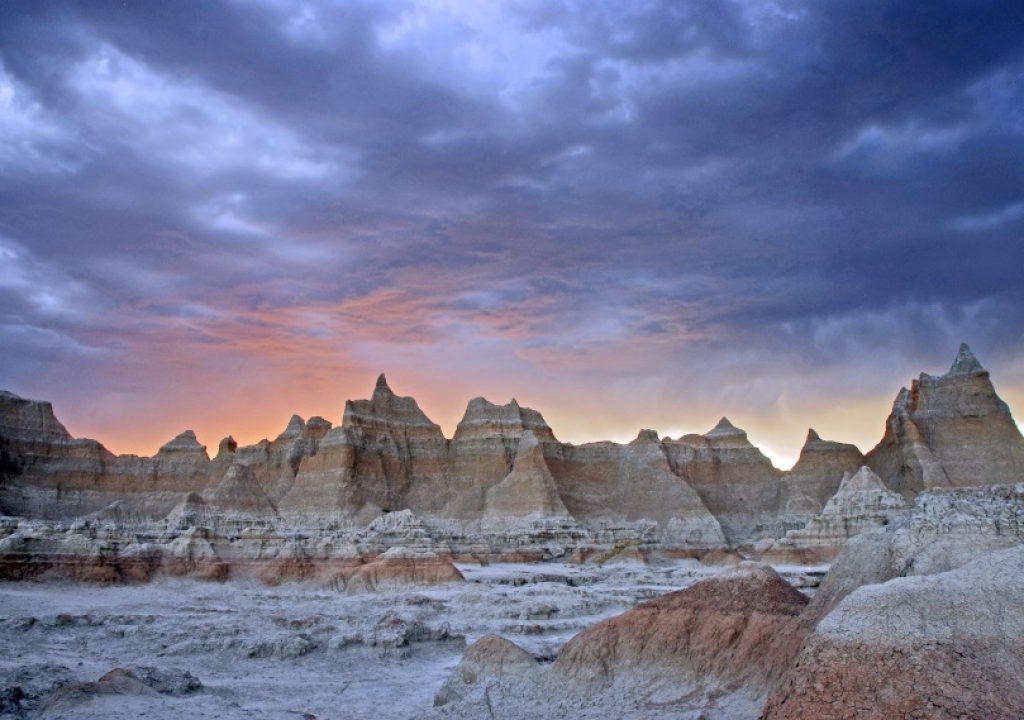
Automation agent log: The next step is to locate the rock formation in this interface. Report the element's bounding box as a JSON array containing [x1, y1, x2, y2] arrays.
[[548, 429, 726, 546], [431, 562, 809, 719], [776, 429, 864, 529], [764, 545, 1024, 720], [663, 418, 782, 544], [208, 464, 278, 517], [866, 343, 1024, 496], [2, 344, 1022, 560], [768, 466, 908, 561], [341, 374, 449, 516], [483, 431, 568, 518]]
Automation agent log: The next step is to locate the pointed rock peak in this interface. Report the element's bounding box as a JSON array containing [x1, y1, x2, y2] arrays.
[[633, 428, 661, 444], [374, 372, 392, 394], [841, 465, 886, 492], [948, 342, 984, 375], [705, 416, 745, 438], [160, 430, 205, 453], [280, 414, 305, 438], [806, 428, 821, 443], [218, 436, 238, 454], [510, 398, 520, 408]]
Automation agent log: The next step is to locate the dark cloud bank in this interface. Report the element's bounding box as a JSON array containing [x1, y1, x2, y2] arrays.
[[1, 0, 1023, 462]]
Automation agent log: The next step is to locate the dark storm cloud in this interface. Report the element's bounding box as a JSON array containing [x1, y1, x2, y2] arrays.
[[1, 0, 1023, 458]]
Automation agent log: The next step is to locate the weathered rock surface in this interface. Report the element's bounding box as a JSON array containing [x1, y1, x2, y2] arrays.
[[663, 418, 782, 544], [207, 464, 278, 517], [777, 429, 864, 529], [433, 635, 542, 708], [867, 343, 1024, 496], [768, 466, 908, 560], [548, 430, 726, 546], [483, 431, 568, 518], [430, 563, 808, 719], [331, 547, 465, 593], [2, 344, 1022, 562], [763, 546, 1024, 720], [805, 482, 1024, 624]]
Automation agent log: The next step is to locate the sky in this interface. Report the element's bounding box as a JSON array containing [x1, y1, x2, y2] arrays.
[[1, 0, 1023, 469]]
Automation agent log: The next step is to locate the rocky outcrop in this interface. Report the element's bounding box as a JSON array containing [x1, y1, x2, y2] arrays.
[[433, 397, 559, 519], [208, 464, 277, 517], [866, 343, 1024, 496], [763, 546, 1024, 720], [277, 426, 360, 521], [776, 429, 864, 529], [2, 344, 1022, 552], [768, 466, 908, 560], [431, 563, 808, 719], [553, 563, 807, 700], [549, 430, 726, 546], [433, 635, 542, 708], [483, 431, 568, 518], [663, 418, 782, 544], [340, 375, 449, 517], [334, 546, 465, 593], [805, 482, 1024, 624]]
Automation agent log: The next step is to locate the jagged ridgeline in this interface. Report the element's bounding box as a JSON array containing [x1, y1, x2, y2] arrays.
[[2, 344, 1023, 554]]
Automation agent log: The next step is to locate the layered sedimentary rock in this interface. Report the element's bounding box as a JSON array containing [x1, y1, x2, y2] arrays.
[[207, 464, 278, 517], [663, 418, 782, 544], [866, 343, 1024, 496], [548, 430, 726, 546], [776, 429, 864, 529], [768, 466, 908, 561], [805, 482, 1024, 624], [341, 374, 449, 516], [2, 344, 1022, 555], [432, 397, 558, 519], [483, 431, 568, 518]]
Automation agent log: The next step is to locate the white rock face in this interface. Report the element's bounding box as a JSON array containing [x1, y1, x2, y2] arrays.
[[771, 466, 908, 554]]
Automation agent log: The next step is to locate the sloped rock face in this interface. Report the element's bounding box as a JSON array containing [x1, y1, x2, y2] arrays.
[[0, 392, 212, 519], [231, 414, 333, 506], [431, 397, 559, 519], [334, 547, 465, 593], [806, 482, 1024, 624], [769, 466, 908, 559], [548, 430, 725, 546], [867, 344, 1024, 497], [553, 563, 807, 700], [431, 564, 808, 719], [2, 343, 1022, 551], [277, 427, 360, 521], [208, 464, 278, 517], [663, 418, 782, 544], [776, 429, 864, 530], [340, 375, 449, 517], [433, 635, 542, 709], [763, 546, 1024, 720], [0, 391, 114, 518], [483, 431, 568, 518]]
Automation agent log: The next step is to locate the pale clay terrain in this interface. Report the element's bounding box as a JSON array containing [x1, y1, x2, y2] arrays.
[[0, 560, 826, 720]]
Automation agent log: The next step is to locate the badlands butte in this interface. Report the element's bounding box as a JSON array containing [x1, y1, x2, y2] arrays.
[[2, 343, 1024, 719]]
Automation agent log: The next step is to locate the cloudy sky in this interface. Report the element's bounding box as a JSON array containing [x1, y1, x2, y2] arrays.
[[2, 0, 1023, 467]]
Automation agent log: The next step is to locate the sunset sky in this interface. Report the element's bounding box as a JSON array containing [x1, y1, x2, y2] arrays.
[[2, 1, 1023, 469]]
